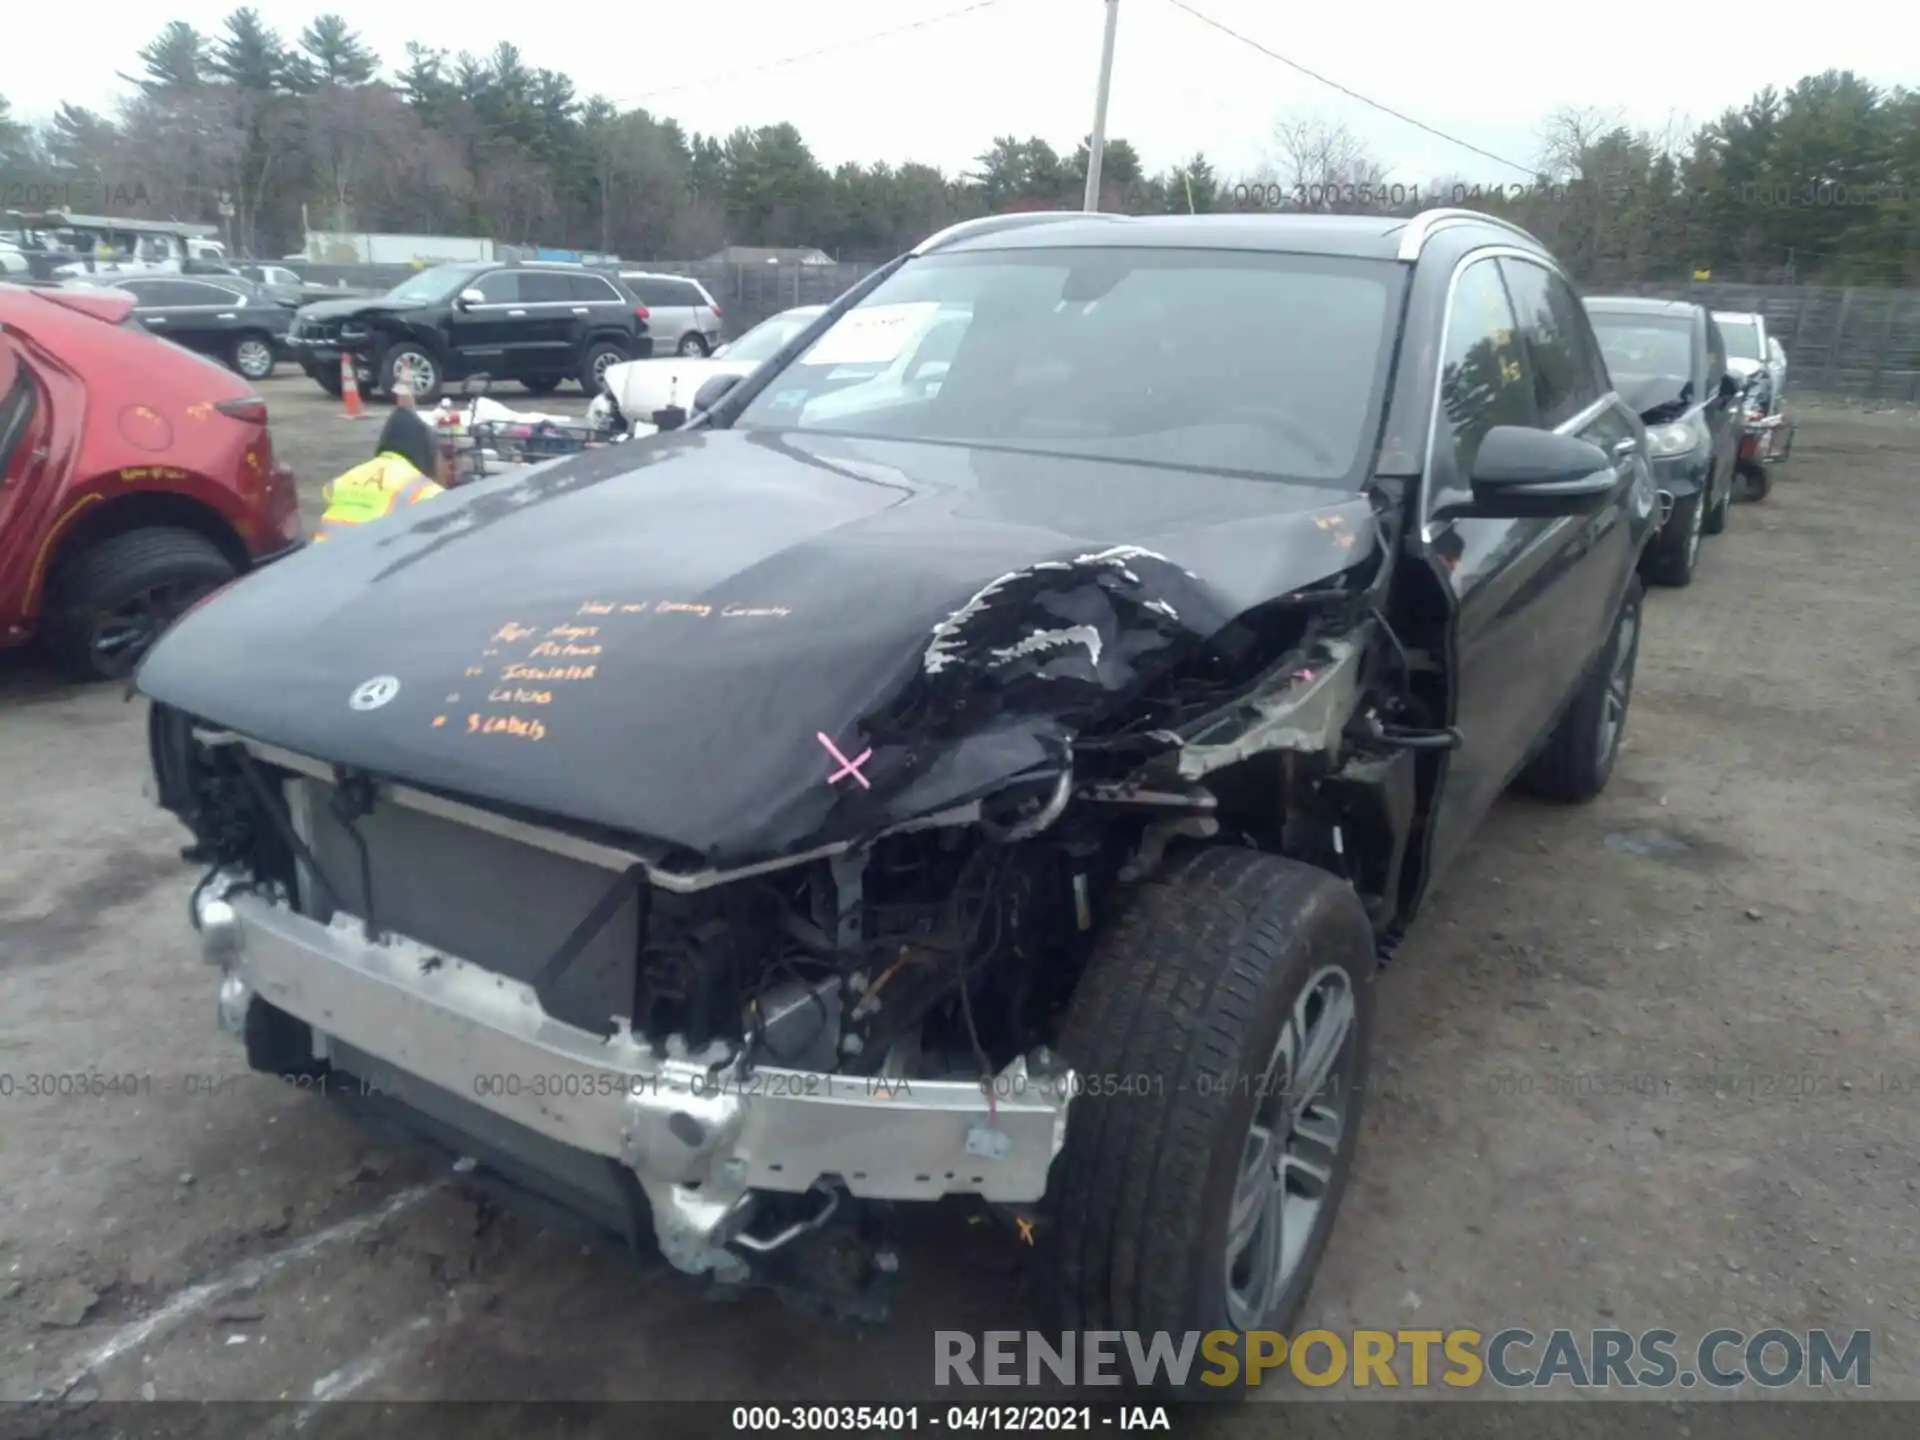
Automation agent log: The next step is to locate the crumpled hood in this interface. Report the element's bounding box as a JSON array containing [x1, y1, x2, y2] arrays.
[[1616, 373, 1694, 423], [1725, 356, 1763, 379], [137, 430, 1379, 868]]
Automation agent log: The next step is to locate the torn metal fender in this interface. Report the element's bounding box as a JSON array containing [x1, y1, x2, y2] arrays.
[[1172, 633, 1369, 779]]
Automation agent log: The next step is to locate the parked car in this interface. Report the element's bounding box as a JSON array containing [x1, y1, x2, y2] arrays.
[[284, 261, 653, 405], [1713, 311, 1794, 500], [234, 263, 308, 308], [0, 282, 301, 680], [1712, 310, 1781, 413], [617, 271, 723, 355], [596, 304, 824, 429], [1585, 296, 1743, 586], [107, 274, 292, 382], [137, 208, 1654, 1356]]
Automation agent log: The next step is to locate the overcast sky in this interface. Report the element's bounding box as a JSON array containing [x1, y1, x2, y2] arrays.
[[3, 0, 1906, 183]]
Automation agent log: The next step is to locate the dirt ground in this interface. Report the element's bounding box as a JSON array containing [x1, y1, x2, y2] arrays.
[[1, 379, 1917, 1424]]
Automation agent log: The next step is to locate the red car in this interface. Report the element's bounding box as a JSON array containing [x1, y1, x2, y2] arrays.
[[0, 282, 302, 680]]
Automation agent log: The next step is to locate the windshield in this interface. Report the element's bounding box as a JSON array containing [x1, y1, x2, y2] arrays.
[[735, 248, 1399, 484], [1718, 318, 1762, 361], [386, 265, 472, 304], [1590, 315, 1694, 389], [720, 309, 825, 364]]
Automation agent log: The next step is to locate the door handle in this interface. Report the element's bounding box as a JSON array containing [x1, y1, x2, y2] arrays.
[[1611, 438, 1638, 461], [570, 307, 589, 314], [218, 313, 236, 320], [507, 309, 527, 317]]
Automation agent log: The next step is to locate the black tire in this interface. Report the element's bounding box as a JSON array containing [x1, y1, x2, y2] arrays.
[[580, 340, 627, 393], [42, 528, 237, 683], [1518, 575, 1643, 803], [1702, 467, 1730, 535], [1738, 460, 1771, 502], [230, 332, 277, 381], [310, 364, 343, 398], [676, 332, 709, 357], [1644, 489, 1703, 587], [1042, 847, 1376, 1371], [522, 377, 562, 395], [379, 342, 443, 404]]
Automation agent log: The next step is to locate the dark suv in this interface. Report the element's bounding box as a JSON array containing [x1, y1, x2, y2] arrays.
[[285, 261, 652, 403], [1585, 297, 1743, 587], [139, 208, 1656, 1360]]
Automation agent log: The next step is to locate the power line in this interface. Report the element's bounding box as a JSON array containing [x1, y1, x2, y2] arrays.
[[1159, 0, 1537, 177], [615, 0, 1005, 109]]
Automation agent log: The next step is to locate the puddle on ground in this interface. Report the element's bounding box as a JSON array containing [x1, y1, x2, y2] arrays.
[[1604, 828, 1694, 860]]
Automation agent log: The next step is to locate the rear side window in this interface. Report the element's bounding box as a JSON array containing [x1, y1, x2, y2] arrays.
[[0, 358, 36, 498], [518, 271, 573, 304], [628, 277, 698, 307], [1435, 259, 1536, 480], [566, 273, 622, 303], [1499, 259, 1606, 426]]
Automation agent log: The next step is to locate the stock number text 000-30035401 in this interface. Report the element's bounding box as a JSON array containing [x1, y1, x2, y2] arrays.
[[731, 1406, 1165, 1432]]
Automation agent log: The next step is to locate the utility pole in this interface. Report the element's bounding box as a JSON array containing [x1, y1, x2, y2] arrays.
[[1082, 0, 1121, 212]]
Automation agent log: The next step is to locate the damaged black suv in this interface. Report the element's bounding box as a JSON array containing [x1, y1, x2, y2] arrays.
[[138, 208, 1657, 1353]]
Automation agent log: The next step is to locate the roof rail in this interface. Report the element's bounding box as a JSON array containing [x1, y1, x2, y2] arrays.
[[912, 210, 1127, 256], [1395, 207, 1543, 261]]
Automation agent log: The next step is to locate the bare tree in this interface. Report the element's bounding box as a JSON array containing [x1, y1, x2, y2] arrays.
[[1534, 105, 1626, 181], [1269, 114, 1387, 210]]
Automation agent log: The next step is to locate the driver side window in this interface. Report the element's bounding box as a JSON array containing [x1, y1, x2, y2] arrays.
[[1435, 259, 1536, 485]]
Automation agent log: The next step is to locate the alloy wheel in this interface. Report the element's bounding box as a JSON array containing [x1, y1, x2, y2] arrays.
[[1596, 599, 1640, 763], [1223, 965, 1359, 1329], [235, 338, 273, 379], [87, 580, 209, 681]]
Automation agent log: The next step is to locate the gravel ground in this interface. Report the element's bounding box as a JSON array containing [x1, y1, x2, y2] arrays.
[[1, 381, 1915, 1424]]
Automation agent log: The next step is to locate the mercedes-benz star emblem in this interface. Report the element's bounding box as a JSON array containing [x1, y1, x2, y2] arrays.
[[349, 675, 402, 711]]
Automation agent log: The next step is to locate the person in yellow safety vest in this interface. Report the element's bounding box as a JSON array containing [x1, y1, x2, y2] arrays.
[[313, 408, 450, 543]]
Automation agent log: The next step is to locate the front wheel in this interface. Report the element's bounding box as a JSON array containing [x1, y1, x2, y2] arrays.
[[1644, 489, 1703, 587], [230, 333, 276, 381], [1041, 847, 1376, 1361], [1519, 575, 1643, 802], [380, 343, 443, 404], [1703, 468, 1730, 535]]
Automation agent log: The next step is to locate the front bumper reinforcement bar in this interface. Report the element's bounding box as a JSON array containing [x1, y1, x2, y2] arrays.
[[201, 888, 1073, 1277]]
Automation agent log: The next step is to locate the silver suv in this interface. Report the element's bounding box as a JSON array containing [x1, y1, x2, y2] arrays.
[[619, 271, 723, 356]]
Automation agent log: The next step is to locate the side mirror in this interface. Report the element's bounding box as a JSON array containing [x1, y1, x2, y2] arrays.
[[692, 373, 742, 414], [456, 288, 485, 308], [1446, 426, 1618, 519]]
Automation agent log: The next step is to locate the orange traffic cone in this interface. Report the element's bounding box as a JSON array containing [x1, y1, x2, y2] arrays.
[[340, 353, 367, 420]]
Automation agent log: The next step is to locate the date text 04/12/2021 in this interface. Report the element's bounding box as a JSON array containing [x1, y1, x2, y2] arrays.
[[731, 1406, 1170, 1432]]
